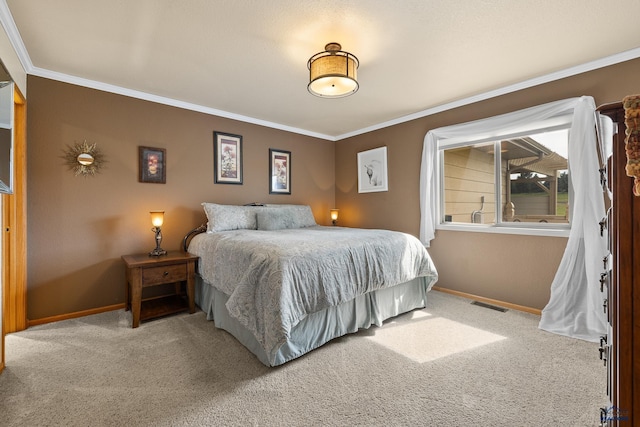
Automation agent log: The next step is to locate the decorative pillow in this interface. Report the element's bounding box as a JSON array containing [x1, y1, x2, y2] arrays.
[[201, 203, 259, 232], [257, 205, 317, 230]]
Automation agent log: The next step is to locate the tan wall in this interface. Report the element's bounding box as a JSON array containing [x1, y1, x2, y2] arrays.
[[336, 57, 640, 310], [26, 57, 640, 319], [27, 76, 335, 321]]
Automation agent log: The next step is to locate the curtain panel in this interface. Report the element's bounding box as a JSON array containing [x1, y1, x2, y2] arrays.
[[419, 96, 609, 341]]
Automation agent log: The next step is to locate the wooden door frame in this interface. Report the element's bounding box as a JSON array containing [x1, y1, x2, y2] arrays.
[[1, 84, 27, 372]]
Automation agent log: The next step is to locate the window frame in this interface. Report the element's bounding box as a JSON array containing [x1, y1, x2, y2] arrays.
[[435, 114, 573, 238]]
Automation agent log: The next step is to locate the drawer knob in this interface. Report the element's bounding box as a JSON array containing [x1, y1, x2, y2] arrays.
[[163, 271, 169, 276]]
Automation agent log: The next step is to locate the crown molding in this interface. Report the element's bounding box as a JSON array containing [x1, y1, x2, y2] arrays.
[[29, 65, 335, 141], [0, 1, 30, 70]]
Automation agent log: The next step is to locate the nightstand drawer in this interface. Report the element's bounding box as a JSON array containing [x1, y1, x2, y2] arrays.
[[142, 263, 187, 286]]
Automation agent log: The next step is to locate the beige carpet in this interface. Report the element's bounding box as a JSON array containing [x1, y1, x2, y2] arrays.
[[0, 291, 606, 426]]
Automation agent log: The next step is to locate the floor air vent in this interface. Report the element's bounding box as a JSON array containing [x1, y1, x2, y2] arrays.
[[471, 301, 508, 312]]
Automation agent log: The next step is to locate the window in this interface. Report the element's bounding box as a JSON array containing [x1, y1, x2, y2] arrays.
[[439, 121, 570, 229], [419, 99, 596, 245]]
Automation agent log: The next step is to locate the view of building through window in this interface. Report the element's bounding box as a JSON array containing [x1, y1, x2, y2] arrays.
[[442, 128, 569, 226], [443, 141, 496, 224]]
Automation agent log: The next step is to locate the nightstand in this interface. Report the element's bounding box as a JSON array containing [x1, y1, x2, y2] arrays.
[[122, 251, 198, 328]]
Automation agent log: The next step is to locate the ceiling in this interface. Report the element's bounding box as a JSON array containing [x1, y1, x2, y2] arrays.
[[3, 0, 640, 140]]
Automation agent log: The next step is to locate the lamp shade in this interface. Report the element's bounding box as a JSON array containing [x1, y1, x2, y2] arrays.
[[150, 211, 164, 227], [330, 209, 339, 221], [308, 43, 359, 98]]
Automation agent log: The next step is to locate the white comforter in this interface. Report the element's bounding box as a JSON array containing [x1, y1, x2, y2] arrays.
[[188, 226, 438, 359]]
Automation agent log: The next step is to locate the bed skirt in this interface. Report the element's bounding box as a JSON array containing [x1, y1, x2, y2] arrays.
[[195, 275, 431, 366]]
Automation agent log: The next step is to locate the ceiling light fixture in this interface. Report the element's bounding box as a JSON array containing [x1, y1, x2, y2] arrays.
[[307, 42, 359, 98]]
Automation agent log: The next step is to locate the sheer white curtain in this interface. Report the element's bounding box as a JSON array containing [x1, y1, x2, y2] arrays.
[[419, 96, 608, 341], [538, 100, 611, 342]]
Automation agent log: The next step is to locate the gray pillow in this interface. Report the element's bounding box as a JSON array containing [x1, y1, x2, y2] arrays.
[[202, 203, 259, 232], [257, 205, 317, 230]]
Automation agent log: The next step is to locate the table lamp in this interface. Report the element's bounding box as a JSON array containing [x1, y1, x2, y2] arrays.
[[330, 209, 339, 226], [149, 211, 167, 256]]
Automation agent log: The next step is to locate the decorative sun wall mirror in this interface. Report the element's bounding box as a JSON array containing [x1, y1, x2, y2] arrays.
[[62, 140, 106, 176]]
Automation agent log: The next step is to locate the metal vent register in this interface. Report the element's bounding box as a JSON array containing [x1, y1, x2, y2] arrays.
[[471, 301, 508, 313]]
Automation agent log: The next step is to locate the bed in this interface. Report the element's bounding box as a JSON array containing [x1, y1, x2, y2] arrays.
[[185, 203, 438, 366]]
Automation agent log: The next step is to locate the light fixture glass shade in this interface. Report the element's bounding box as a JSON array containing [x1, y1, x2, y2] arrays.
[[150, 211, 164, 227], [330, 208, 339, 225], [149, 211, 167, 256], [308, 43, 359, 98]]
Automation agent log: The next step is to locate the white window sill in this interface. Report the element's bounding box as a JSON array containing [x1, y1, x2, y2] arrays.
[[436, 223, 570, 238]]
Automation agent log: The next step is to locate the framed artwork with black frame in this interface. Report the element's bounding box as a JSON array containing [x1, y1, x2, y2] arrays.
[[269, 148, 291, 194], [214, 131, 243, 184], [139, 146, 166, 184]]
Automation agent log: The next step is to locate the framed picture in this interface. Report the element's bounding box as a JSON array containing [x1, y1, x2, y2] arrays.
[[214, 131, 243, 184], [357, 146, 388, 193], [269, 148, 291, 194], [139, 146, 166, 184]]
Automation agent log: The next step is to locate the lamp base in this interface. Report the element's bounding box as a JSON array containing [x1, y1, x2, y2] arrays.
[[149, 248, 167, 257], [149, 226, 167, 257]]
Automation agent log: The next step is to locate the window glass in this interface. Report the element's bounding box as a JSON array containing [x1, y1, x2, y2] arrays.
[[440, 124, 570, 229], [503, 129, 569, 224], [442, 141, 496, 224]]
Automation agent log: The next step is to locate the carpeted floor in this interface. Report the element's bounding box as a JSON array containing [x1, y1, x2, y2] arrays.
[[0, 291, 606, 426]]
